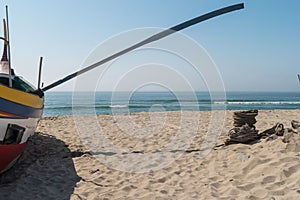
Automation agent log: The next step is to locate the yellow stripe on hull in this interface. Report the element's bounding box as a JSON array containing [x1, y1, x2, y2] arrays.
[[0, 84, 43, 108], [0, 113, 10, 117]]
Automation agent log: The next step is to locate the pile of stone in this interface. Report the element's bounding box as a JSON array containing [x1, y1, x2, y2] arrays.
[[233, 110, 258, 128], [225, 110, 259, 145], [225, 110, 299, 145]]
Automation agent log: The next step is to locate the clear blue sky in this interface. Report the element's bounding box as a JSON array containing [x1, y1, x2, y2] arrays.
[[0, 0, 299, 92]]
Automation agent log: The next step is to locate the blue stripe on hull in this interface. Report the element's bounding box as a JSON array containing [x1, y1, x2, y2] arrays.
[[0, 97, 43, 118]]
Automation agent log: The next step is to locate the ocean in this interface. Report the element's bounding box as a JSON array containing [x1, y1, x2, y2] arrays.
[[43, 91, 300, 116]]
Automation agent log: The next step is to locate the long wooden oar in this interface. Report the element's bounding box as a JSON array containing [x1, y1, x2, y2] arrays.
[[41, 3, 244, 92]]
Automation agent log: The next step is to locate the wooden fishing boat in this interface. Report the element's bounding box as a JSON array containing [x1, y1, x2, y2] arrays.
[[0, 4, 244, 173], [0, 14, 44, 173]]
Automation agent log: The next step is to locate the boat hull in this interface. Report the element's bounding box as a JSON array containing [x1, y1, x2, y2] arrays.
[[0, 142, 27, 173], [0, 84, 43, 173]]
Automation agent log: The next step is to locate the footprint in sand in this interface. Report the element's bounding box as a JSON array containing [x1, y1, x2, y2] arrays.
[[237, 183, 256, 191], [283, 163, 300, 178], [261, 176, 276, 184], [242, 158, 263, 174]]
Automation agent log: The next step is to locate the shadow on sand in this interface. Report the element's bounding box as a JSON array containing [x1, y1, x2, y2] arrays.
[[0, 132, 81, 199]]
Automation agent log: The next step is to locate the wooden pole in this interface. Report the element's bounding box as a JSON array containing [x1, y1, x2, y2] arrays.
[[5, 6, 12, 87], [38, 57, 43, 89]]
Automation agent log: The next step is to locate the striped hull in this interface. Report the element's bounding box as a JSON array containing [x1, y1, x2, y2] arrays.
[[0, 84, 43, 173]]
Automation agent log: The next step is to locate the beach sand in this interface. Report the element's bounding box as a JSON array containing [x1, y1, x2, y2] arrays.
[[0, 110, 300, 199]]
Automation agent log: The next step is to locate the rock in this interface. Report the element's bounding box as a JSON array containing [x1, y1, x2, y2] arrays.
[[291, 120, 300, 133], [282, 132, 294, 143]]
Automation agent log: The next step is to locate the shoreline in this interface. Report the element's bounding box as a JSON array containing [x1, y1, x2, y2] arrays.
[[41, 108, 300, 117], [1, 109, 300, 199]]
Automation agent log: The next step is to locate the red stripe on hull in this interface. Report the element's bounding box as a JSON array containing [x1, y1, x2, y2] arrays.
[[0, 142, 27, 173]]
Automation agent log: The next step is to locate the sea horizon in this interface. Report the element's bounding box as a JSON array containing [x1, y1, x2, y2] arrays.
[[43, 91, 300, 116]]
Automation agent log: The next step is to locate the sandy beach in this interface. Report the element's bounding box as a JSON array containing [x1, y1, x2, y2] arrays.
[[0, 109, 300, 199]]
